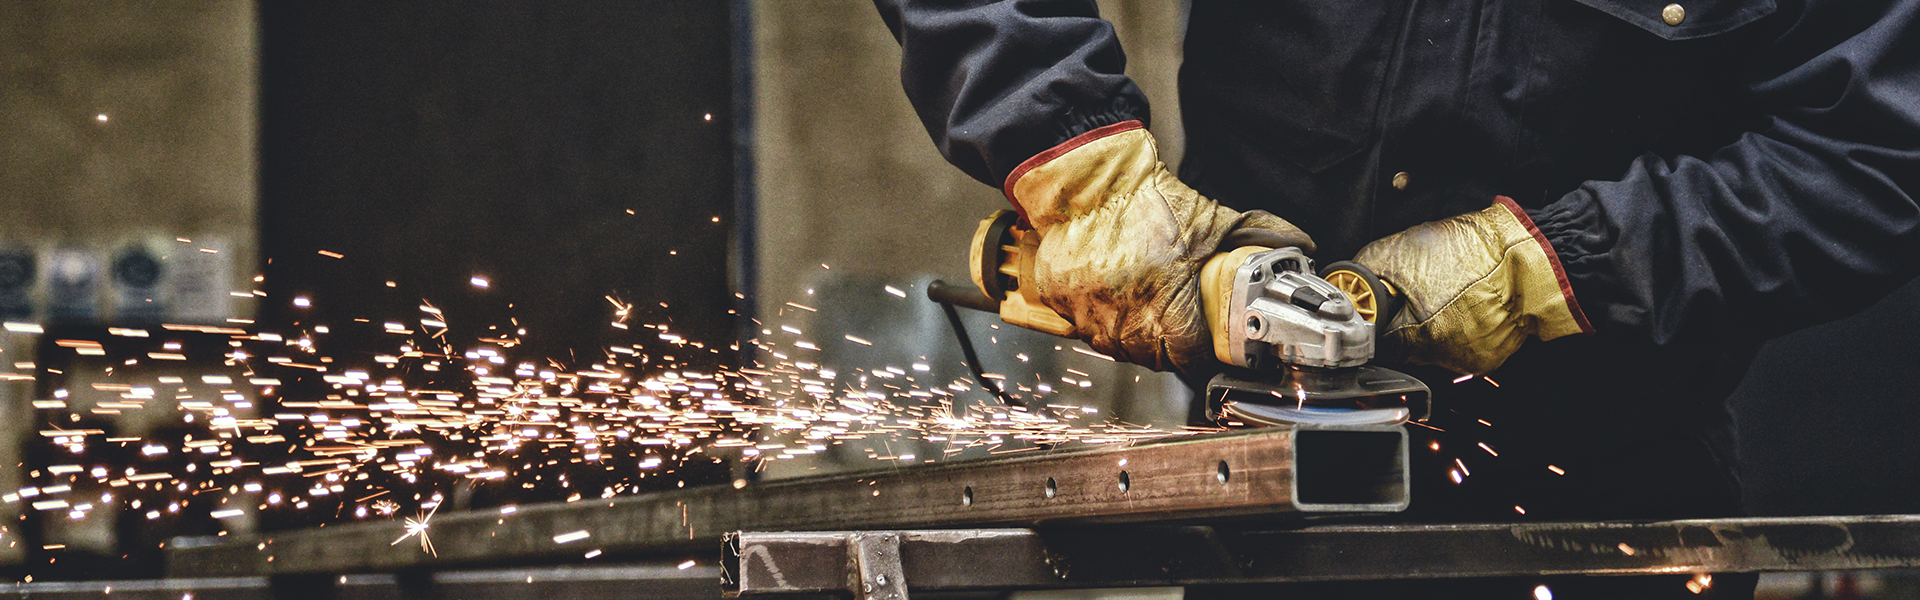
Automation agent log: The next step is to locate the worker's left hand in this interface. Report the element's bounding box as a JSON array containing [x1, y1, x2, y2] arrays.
[[1353, 197, 1594, 374]]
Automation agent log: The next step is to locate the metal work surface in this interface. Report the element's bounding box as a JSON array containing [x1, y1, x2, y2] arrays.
[[0, 564, 720, 600], [725, 516, 1920, 595], [167, 425, 1405, 577]]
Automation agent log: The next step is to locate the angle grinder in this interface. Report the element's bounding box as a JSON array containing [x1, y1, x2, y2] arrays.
[[928, 210, 1429, 427]]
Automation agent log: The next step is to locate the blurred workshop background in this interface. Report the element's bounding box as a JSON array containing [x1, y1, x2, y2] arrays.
[[0, 0, 1916, 596]]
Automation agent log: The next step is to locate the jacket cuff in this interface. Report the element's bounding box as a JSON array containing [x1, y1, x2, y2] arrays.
[[1050, 95, 1148, 148], [989, 96, 1147, 189], [1499, 196, 1597, 335]]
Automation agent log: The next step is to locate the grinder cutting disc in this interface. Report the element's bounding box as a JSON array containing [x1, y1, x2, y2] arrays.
[[1207, 367, 1431, 427]]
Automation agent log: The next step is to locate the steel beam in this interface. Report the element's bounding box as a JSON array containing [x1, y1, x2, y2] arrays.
[[724, 516, 1920, 596], [0, 564, 720, 600], [167, 425, 1406, 577]]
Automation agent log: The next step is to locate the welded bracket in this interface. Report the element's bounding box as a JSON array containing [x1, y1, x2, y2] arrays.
[[849, 533, 907, 600], [724, 531, 921, 599]]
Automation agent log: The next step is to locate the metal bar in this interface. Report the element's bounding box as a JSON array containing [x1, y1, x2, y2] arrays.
[[0, 563, 721, 600], [727, 0, 760, 372], [724, 530, 1056, 597], [167, 425, 1406, 577], [724, 516, 1920, 596]]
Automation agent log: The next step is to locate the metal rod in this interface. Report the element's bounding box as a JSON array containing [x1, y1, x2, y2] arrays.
[[726, 516, 1920, 596], [166, 425, 1407, 577], [0, 564, 721, 600], [931, 285, 1027, 409]]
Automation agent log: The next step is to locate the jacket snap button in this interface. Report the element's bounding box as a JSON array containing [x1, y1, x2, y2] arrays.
[[1662, 4, 1686, 25], [1391, 172, 1411, 191]]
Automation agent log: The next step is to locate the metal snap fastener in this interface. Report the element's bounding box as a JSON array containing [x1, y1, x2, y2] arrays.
[[1391, 172, 1411, 191], [1662, 4, 1686, 25]]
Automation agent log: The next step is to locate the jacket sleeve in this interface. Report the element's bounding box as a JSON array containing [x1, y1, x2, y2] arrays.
[[1532, 0, 1920, 350], [874, 0, 1150, 188]]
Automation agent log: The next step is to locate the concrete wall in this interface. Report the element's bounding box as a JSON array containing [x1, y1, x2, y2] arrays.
[[0, 1, 256, 324], [0, 0, 257, 567], [753, 1, 1184, 304], [750, 1, 1193, 477]]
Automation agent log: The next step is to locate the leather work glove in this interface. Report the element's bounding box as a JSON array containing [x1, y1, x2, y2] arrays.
[[1353, 197, 1595, 375], [1005, 121, 1314, 373]]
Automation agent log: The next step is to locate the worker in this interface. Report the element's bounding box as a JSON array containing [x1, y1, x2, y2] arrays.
[[874, 1, 1919, 597]]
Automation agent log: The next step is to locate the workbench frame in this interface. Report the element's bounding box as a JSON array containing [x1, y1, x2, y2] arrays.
[[725, 517, 1920, 599]]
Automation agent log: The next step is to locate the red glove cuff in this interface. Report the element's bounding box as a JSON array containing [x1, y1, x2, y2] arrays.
[[1495, 195, 1596, 335], [1001, 120, 1147, 224]]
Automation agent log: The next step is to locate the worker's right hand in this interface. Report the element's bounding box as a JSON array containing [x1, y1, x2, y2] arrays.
[[1005, 121, 1314, 374]]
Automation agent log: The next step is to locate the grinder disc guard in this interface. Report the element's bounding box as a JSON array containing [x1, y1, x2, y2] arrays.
[[1207, 366, 1431, 427]]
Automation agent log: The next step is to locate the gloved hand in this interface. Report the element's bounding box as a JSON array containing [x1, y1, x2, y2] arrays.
[[1005, 121, 1313, 373], [1353, 197, 1594, 374]]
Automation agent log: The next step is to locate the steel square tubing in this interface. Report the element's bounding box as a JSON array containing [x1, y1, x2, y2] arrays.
[[167, 425, 1406, 576]]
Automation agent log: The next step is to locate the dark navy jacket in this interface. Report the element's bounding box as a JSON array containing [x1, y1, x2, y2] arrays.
[[876, 0, 1920, 521]]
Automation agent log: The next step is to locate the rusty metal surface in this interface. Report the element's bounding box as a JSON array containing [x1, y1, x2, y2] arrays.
[[849, 532, 908, 600], [725, 516, 1920, 595], [168, 425, 1406, 577], [725, 529, 1056, 596]]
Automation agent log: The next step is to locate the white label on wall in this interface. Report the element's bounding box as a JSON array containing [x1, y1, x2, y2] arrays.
[[163, 236, 231, 324]]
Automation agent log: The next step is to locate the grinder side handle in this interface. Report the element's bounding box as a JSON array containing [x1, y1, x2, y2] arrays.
[[959, 210, 1076, 338], [926, 280, 999, 313]]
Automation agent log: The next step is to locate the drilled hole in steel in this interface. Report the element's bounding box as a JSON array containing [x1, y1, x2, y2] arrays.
[[1045, 477, 1058, 499], [1118, 471, 1131, 493], [963, 486, 973, 507], [1217, 461, 1231, 484]]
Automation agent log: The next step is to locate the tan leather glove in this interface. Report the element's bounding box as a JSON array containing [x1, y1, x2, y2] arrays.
[[1005, 121, 1313, 373], [1353, 197, 1594, 374]]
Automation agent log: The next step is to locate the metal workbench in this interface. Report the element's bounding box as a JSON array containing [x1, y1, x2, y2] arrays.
[[19, 425, 1905, 599]]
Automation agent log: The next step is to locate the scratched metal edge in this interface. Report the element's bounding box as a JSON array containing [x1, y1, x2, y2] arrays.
[[1209, 516, 1920, 582], [726, 530, 1057, 594], [725, 517, 1920, 594], [169, 426, 1404, 576]]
